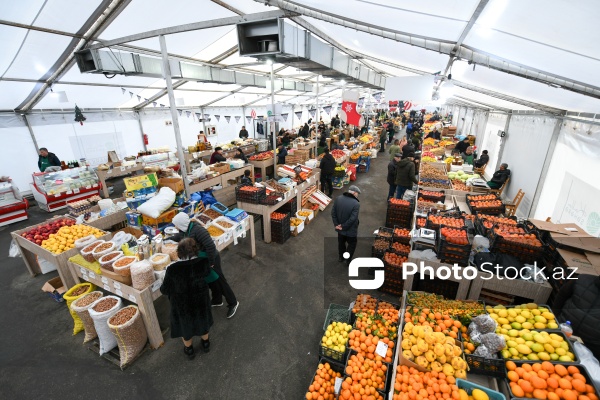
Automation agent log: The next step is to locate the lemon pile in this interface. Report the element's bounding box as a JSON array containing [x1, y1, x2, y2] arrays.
[[42, 225, 104, 254]]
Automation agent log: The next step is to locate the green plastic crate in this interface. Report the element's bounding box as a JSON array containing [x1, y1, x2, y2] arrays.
[[456, 379, 506, 400]]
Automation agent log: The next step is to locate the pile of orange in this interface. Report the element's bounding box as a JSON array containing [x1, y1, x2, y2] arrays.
[[354, 311, 398, 340], [348, 330, 394, 364], [377, 302, 400, 325], [506, 361, 598, 400], [341, 352, 388, 398], [392, 365, 460, 400], [352, 294, 377, 314], [403, 308, 463, 339], [305, 362, 343, 400], [440, 228, 468, 245]]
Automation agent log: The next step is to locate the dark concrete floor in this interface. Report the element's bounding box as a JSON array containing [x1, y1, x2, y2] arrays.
[[0, 152, 398, 399]]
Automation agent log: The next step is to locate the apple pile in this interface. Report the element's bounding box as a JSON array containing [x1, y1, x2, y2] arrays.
[[21, 218, 75, 246]]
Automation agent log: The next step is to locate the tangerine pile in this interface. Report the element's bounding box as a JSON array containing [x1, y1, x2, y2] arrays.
[[440, 228, 468, 245], [394, 228, 411, 238], [480, 216, 517, 226], [305, 362, 342, 400], [427, 215, 465, 229], [392, 365, 460, 400], [352, 294, 377, 314], [348, 330, 395, 364], [354, 310, 398, 340], [390, 198, 411, 207], [342, 352, 388, 398], [471, 200, 503, 209], [392, 242, 411, 255], [404, 307, 463, 339], [506, 361, 597, 400], [384, 252, 407, 268]]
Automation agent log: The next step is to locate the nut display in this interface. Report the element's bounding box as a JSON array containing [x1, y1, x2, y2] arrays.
[[93, 242, 114, 253], [373, 238, 390, 250], [82, 241, 103, 253], [108, 306, 137, 326], [203, 209, 221, 220], [92, 297, 118, 313], [99, 251, 121, 263], [75, 292, 102, 307], [70, 286, 89, 297], [207, 225, 224, 237], [215, 220, 233, 229], [113, 257, 136, 268]]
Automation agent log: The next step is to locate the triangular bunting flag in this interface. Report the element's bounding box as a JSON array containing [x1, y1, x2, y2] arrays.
[[281, 113, 288, 121], [129, 91, 134, 98], [246, 116, 252, 124], [195, 112, 202, 121], [295, 111, 303, 120], [159, 104, 165, 108], [186, 111, 191, 118], [373, 92, 382, 102], [137, 95, 141, 102], [178, 109, 183, 116], [358, 97, 365, 107], [309, 108, 316, 118], [323, 105, 332, 115], [121, 87, 126, 94], [214, 115, 221, 122], [224, 116, 231, 123], [152, 102, 157, 107], [235, 116, 241, 123], [203, 114, 210, 120]]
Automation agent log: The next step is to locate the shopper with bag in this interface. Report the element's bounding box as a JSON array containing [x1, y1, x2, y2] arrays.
[[160, 238, 214, 359], [395, 152, 419, 199], [331, 185, 361, 265], [171, 213, 239, 319]]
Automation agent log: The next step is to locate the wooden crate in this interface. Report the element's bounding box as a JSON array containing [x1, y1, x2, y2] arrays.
[[468, 272, 552, 305], [404, 256, 472, 300], [11, 217, 111, 288]]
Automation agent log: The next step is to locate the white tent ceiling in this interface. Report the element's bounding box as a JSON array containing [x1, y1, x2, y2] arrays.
[[1, 0, 600, 116]]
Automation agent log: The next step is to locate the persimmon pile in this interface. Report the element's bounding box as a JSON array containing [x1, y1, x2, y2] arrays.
[[305, 362, 343, 400], [270, 212, 287, 220], [384, 252, 407, 268], [497, 232, 543, 247], [392, 365, 461, 400], [470, 200, 503, 209], [390, 198, 411, 207], [480, 216, 517, 225], [420, 190, 445, 198], [506, 361, 597, 400], [394, 228, 411, 238], [427, 215, 465, 229], [440, 228, 469, 245], [416, 217, 427, 228]]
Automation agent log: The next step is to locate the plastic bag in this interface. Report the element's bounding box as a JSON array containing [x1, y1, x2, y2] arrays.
[[9, 239, 21, 258], [480, 333, 505, 352], [199, 190, 217, 206], [574, 342, 600, 387], [63, 283, 96, 335], [108, 305, 148, 368], [469, 326, 482, 345], [137, 186, 176, 218], [472, 235, 490, 250], [131, 260, 156, 290], [408, 249, 439, 261], [472, 314, 497, 334], [88, 296, 123, 355], [70, 291, 104, 343], [473, 345, 495, 358], [37, 257, 58, 274]]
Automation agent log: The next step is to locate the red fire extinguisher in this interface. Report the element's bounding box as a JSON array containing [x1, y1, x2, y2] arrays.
[[143, 134, 149, 145]]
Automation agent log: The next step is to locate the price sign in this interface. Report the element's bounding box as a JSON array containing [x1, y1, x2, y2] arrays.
[[115, 289, 123, 297], [375, 341, 389, 358], [66, 190, 73, 195], [103, 284, 110, 291], [73, 188, 80, 194], [128, 294, 136, 302], [80, 268, 86, 275], [85, 186, 91, 190], [113, 282, 121, 289], [334, 377, 343, 394], [88, 272, 96, 280], [152, 279, 163, 292], [101, 277, 108, 284], [54, 194, 61, 198]]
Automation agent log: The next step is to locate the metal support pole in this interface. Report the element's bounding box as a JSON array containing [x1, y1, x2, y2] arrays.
[[270, 61, 277, 175], [159, 35, 190, 196], [529, 116, 564, 218], [291, 104, 295, 129], [242, 106, 246, 135], [23, 114, 40, 153], [135, 111, 147, 151], [200, 107, 207, 135], [315, 75, 320, 124]]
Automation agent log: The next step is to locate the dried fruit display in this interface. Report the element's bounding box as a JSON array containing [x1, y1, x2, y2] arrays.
[[207, 225, 224, 237]]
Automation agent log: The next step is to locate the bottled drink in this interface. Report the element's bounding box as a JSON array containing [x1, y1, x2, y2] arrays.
[[560, 321, 573, 338]]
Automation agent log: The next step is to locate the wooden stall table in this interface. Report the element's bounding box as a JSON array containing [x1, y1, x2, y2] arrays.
[[249, 158, 275, 182], [96, 164, 145, 198], [188, 175, 222, 193], [183, 150, 212, 173], [237, 171, 320, 243], [10, 217, 110, 288], [298, 140, 318, 158], [468, 272, 553, 305], [214, 216, 256, 258], [214, 165, 254, 207], [67, 260, 165, 349]]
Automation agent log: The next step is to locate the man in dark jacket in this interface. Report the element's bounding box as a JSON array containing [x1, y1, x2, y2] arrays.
[[239, 126, 249, 139], [474, 150, 489, 168], [387, 153, 401, 199], [553, 274, 600, 359], [332, 114, 340, 128], [38, 148, 61, 172], [387, 121, 395, 143], [171, 213, 239, 318], [401, 140, 416, 158], [300, 123, 309, 138], [332, 186, 361, 265], [395, 152, 418, 199], [209, 147, 226, 165], [454, 137, 470, 154], [319, 148, 336, 197], [277, 144, 288, 165], [425, 128, 441, 140], [487, 163, 510, 189]]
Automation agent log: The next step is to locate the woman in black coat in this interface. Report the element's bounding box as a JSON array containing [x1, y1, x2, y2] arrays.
[[160, 238, 214, 359]]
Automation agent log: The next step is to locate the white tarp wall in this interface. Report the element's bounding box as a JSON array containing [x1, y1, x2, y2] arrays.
[[478, 112, 507, 178], [0, 115, 40, 194], [499, 115, 557, 218], [534, 119, 600, 235]]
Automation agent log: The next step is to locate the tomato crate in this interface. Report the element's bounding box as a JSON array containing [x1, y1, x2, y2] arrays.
[[487, 226, 545, 264], [378, 279, 404, 296], [269, 213, 291, 244], [234, 184, 266, 204], [279, 197, 297, 218], [392, 226, 411, 244], [466, 193, 505, 215], [387, 198, 414, 212], [390, 241, 411, 256], [425, 211, 466, 231], [418, 189, 446, 203], [474, 214, 518, 236], [436, 225, 471, 266]]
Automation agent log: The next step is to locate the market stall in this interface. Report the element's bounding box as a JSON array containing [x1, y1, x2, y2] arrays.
[[188, 164, 254, 207], [96, 164, 145, 198], [30, 167, 102, 212], [0, 181, 29, 226]]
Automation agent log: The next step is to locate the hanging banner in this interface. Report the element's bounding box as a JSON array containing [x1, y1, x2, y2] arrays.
[[246, 116, 252, 124], [235, 116, 241, 123], [257, 115, 264, 120], [281, 113, 288, 121], [323, 105, 332, 115], [224, 116, 231, 123], [203, 113, 210, 120], [266, 103, 283, 122], [121, 87, 126, 94], [185, 111, 191, 118], [177, 109, 183, 116], [295, 111, 303, 120], [373, 92, 382, 102], [195, 112, 202, 121], [339, 90, 365, 127], [137, 95, 141, 102], [214, 115, 221, 122], [129, 91, 134, 98]]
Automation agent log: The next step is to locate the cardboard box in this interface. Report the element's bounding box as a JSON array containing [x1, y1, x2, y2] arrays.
[[210, 162, 231, 174], [142, 208, 177, 226], [142, 225, 162, 237], [115, 226, 143, 239], [107, 150, 121, 167], [556, 248, 600, 276], [126, 211, 143, 227], [42, 276, 66, 302], [124, 173, 158, 191], [159, 177, 185, 194]]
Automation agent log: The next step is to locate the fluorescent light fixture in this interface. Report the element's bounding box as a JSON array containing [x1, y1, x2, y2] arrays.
[[475, 0, 508, 37]]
